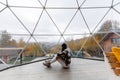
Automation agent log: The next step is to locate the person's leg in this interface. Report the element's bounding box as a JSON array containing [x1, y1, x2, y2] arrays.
[[49, 54, 58, 63], [43, 54, 70, 68], [43, 54, 58, 67], [57, 58, 70, 69]]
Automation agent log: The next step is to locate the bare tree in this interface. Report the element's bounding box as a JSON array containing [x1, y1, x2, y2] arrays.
[[0, 30, 11, 47], [98, 20, 120, 32]]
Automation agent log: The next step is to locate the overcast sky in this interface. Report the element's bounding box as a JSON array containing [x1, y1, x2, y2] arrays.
[[0, 0, 120, 43]]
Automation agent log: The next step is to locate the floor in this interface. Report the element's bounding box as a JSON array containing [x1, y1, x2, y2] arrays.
[[0, 58, 109, 80]]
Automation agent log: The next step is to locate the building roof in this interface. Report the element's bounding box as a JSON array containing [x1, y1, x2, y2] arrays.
[[99, 31, 120, 44]]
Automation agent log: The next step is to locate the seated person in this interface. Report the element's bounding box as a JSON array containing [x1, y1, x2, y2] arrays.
[[43, 43, 71, 69]]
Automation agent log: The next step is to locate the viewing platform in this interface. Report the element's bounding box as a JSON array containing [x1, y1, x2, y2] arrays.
[[0, 58, 110, 80]]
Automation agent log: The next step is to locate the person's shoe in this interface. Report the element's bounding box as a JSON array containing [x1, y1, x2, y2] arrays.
[[43, 61, 51, 68], [63, 66, 69, 69]]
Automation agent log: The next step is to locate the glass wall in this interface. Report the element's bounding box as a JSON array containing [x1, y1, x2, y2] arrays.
[[0, 0, 120, 70]]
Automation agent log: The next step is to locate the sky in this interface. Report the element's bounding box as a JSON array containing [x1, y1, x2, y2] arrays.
[[0, 0, 120, 43]]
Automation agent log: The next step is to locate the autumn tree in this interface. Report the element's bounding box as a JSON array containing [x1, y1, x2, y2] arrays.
[[33, 43, 43, 57], [50, 45, 61, 53], [25, 43, 43, 57], [10, 39, 18, 47], [18, 38, 26, 47], [83, 36, 101, 56], [68, 39, 80, 51]]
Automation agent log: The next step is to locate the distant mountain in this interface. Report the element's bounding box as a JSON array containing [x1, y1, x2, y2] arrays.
[[41, 42, 58, 49]]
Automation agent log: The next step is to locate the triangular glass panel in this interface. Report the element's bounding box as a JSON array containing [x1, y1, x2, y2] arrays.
[[8, 0, 42, 7], [14, 37, 45, 64], [0, 0, 6, 5], [34, 11, 61, 35], [0, 34, 30, 65], [47, 9, 77, 33], [113, 0, 120, 5], [34, 35, 61, 43], [81, 8, 110, 32], [64, 10, 89, 34], [77, 0, 86, 6], [64, 34, 90, 57], [81, 35, 104, 58], [64, 33, 90, 42], [34, 35, 61, 56], [92, 33, 106, 47], [10, 8, 43, 33], [0, 8, 29, 34], [114, 3, 120, 14], [46, 0, 77, 7], [82, 0, 112, 7], [40, 0, 46, 6], [94, 9, 120, 33], [0, 3, 6, 12], [0, 32, 30, 48], [48, 36, 66, 54]]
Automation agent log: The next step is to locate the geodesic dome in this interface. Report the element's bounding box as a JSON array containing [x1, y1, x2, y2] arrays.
[[0, 0, 120, 70]]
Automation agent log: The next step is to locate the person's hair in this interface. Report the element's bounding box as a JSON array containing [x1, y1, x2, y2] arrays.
[[61, 43, 67, 52]]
